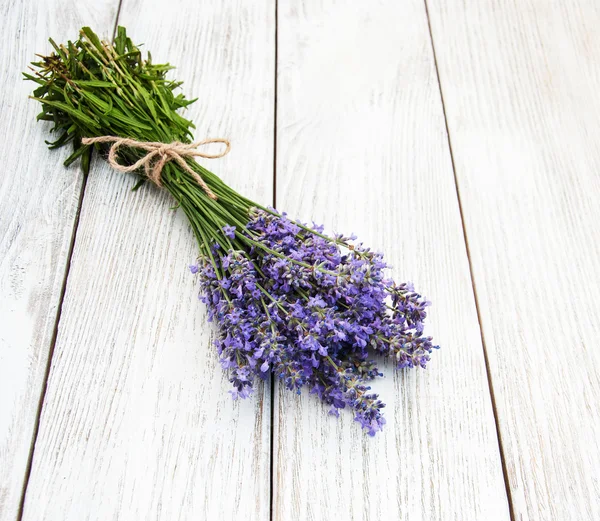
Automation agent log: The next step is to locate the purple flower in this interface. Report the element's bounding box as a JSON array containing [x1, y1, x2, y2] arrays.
[[192, 209, 438, 434], [222, 224, 236, 240]]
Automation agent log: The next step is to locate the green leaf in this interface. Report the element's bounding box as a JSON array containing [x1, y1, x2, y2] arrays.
[[31, 97, 100, 128], [45, 131, 73, 149], [48, 38, 68, 62], [80, 27, 104, 52], [74, 80, 117, 88], [79, 90, 111, 111], [131, 178, 146, 191], [138, 86, 158, 122], [81, 145, 92, 175], [108, 108, 153, 130], [63, 142, 89, 166], [22, 72, 45, 85], [114, 26, 127, 55]]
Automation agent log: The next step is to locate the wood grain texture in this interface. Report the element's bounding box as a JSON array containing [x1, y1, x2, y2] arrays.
[[0, 2, 118, 520], [21, 1, 274, 520], [426, 1, 600, 519], [273, 1, 510, 519]]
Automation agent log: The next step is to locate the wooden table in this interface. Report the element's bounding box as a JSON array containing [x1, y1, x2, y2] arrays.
[[1, 1, 599, 519]]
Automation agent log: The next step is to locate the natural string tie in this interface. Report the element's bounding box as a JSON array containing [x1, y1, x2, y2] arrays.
[[81, 136, 231, 200]]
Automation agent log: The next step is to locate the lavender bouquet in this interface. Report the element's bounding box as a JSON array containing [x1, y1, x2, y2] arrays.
[[26, 27, 438, 435]]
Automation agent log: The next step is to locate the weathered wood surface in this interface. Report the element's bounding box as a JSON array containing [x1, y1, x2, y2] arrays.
[[0, 2, 118, 520], [3, 1, 600, 520], [273, 1, 510, 519], [20, 1, 274, 519], [427, 0, 600, 519]]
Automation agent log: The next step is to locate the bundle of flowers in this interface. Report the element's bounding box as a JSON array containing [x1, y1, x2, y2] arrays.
[[26, 27, 438, 435]]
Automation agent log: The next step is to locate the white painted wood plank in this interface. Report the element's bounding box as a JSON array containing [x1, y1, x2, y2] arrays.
[[426, 1, 600, 519], [273, 1, 510, 519], [21, 1, 274, 520], [0, 3, 118, 520]]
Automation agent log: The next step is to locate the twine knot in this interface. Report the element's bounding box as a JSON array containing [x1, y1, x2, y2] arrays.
[[81, 136, 231, 200]]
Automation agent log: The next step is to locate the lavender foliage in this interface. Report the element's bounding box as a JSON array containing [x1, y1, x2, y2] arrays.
[[191, 209, 438, 435]]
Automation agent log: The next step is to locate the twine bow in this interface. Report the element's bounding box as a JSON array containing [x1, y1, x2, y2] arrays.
[[81, 136, 231, 200]]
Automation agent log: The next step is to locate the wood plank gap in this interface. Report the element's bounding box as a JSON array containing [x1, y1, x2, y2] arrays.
[[269, 1, 278, 519], [16, 9, 123, 519], [272, 0, 279, 209], [110, 0, 124, 41], [269, 382, 276, 521], [16, 172, 89, 521], [422, 1, 516, 519]]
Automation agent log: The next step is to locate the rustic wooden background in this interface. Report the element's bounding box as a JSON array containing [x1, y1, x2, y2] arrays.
[[1, 0, 599, 520]]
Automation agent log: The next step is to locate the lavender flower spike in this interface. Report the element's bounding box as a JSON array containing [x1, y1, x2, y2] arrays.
[[192, 209, 439, 435]]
